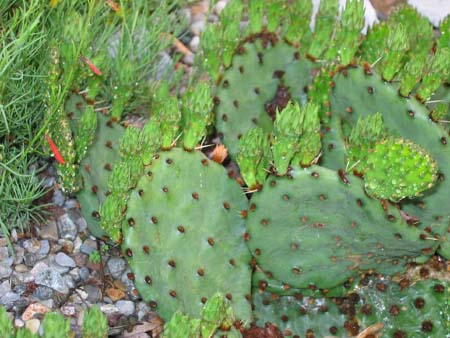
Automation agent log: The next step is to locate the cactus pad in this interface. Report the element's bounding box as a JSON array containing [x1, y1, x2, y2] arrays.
[[246, 166, 434, 290], [122, 148, 252, 322]]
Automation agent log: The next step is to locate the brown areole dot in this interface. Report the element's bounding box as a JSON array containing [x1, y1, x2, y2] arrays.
[[151, 216, 158, 224], [421, 320, 433, 332], [414, 297, 425, 309], [143, 245, 150, 254], [197, 268, 205, 276], [192, 192, 199, 200], [168, 259, 176, 268], [207, 237, 215, 246], [145, 276, 152, 284], [169, 290, 177, 298]]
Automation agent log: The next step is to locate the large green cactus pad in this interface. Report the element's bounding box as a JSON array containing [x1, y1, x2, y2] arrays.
[[215, 38, 315, 158], [322, 67, 450, 258], [122, 148, 252, 322], [253, 277, 449, 337], [246, 166, 434, 290]]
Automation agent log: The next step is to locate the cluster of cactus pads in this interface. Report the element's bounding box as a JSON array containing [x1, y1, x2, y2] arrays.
[[0, 306, 107, 338], [46, 0, 450, 337]]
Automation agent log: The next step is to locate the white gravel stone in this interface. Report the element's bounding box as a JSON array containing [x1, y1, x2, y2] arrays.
[[25, 319, 41, 334], [100, 304, 119, 315], [213, 0, 227, 15], [189, 35, 200, 52], [116, 300, 135, 316]]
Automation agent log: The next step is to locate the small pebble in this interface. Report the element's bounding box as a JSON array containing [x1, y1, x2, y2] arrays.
[[0, 263, 13, 279], [55, 252, 76, 268], [53, 189, 65, 206], [190, 20, 205, 36], [23, 239, 41, 254], [73, 237, 83, 253], [84, 285, 102, 303], [32, 286, 54, 301], [100, 304, 119, 315], [189, 35, 200, 52], [57, 214, 78, 241], [22, 303, 50, 321], [107, 257, 126, 279], [25, 319, 41, 334], [38, 221, 59, 241], [80, 238, 97, 255], [30, 261, 49, 277], [116, 300, 135, 316], [213, 0, 227, 15], [79, 267, 90, 281], [35, 269, 69, 294], [14, 264, 28, 273]]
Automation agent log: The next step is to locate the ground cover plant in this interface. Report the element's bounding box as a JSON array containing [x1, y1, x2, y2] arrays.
[[2, 0, 450, 337]]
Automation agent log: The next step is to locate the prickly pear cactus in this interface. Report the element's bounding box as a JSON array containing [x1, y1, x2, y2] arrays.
[[65, 94, 125, 239], [52, 0, 450, 336], [245, 165, 434, 291], [121, 147, 252, 321], [253, 276, 450, 338]]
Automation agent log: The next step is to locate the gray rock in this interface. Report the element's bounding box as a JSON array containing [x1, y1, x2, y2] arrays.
[[53, 189, 65, 206], [106, 257, 126, 279], [63, 198, 79, 209], [13, 284, 27, 296], [0, 292, 20, 307], [57, 214, 78, 241], [38, 221, 59, 241], [75, 217, 88, 232], [63, 275, 75, 290], [136, 302, 151, 321], [32, 286, 54, 301], [30, 262, 49, 277], [83, 284, 101, 303], [1, 257, 13, 267], [0, 281, 11, 294], [115, 300, 135, 316], [69, 268, 80, 282], [0, 247, 9, 260], [55, 252, 76, 268], [23, 239, 41, 254], [41, 177, 55, 189], [49, 260, 69, 274], [80, 238, 97, 255], [38, 240, 50, 258], [0, 263, 12, 279], [73, 237, 82, 254], [12, 272, 33, 284], [79, 267, 90, 281], [24, 253, 37, 267], [100, 304, 119, 315], [35, 269, 69, 294], [13, 247, 25, 265]]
